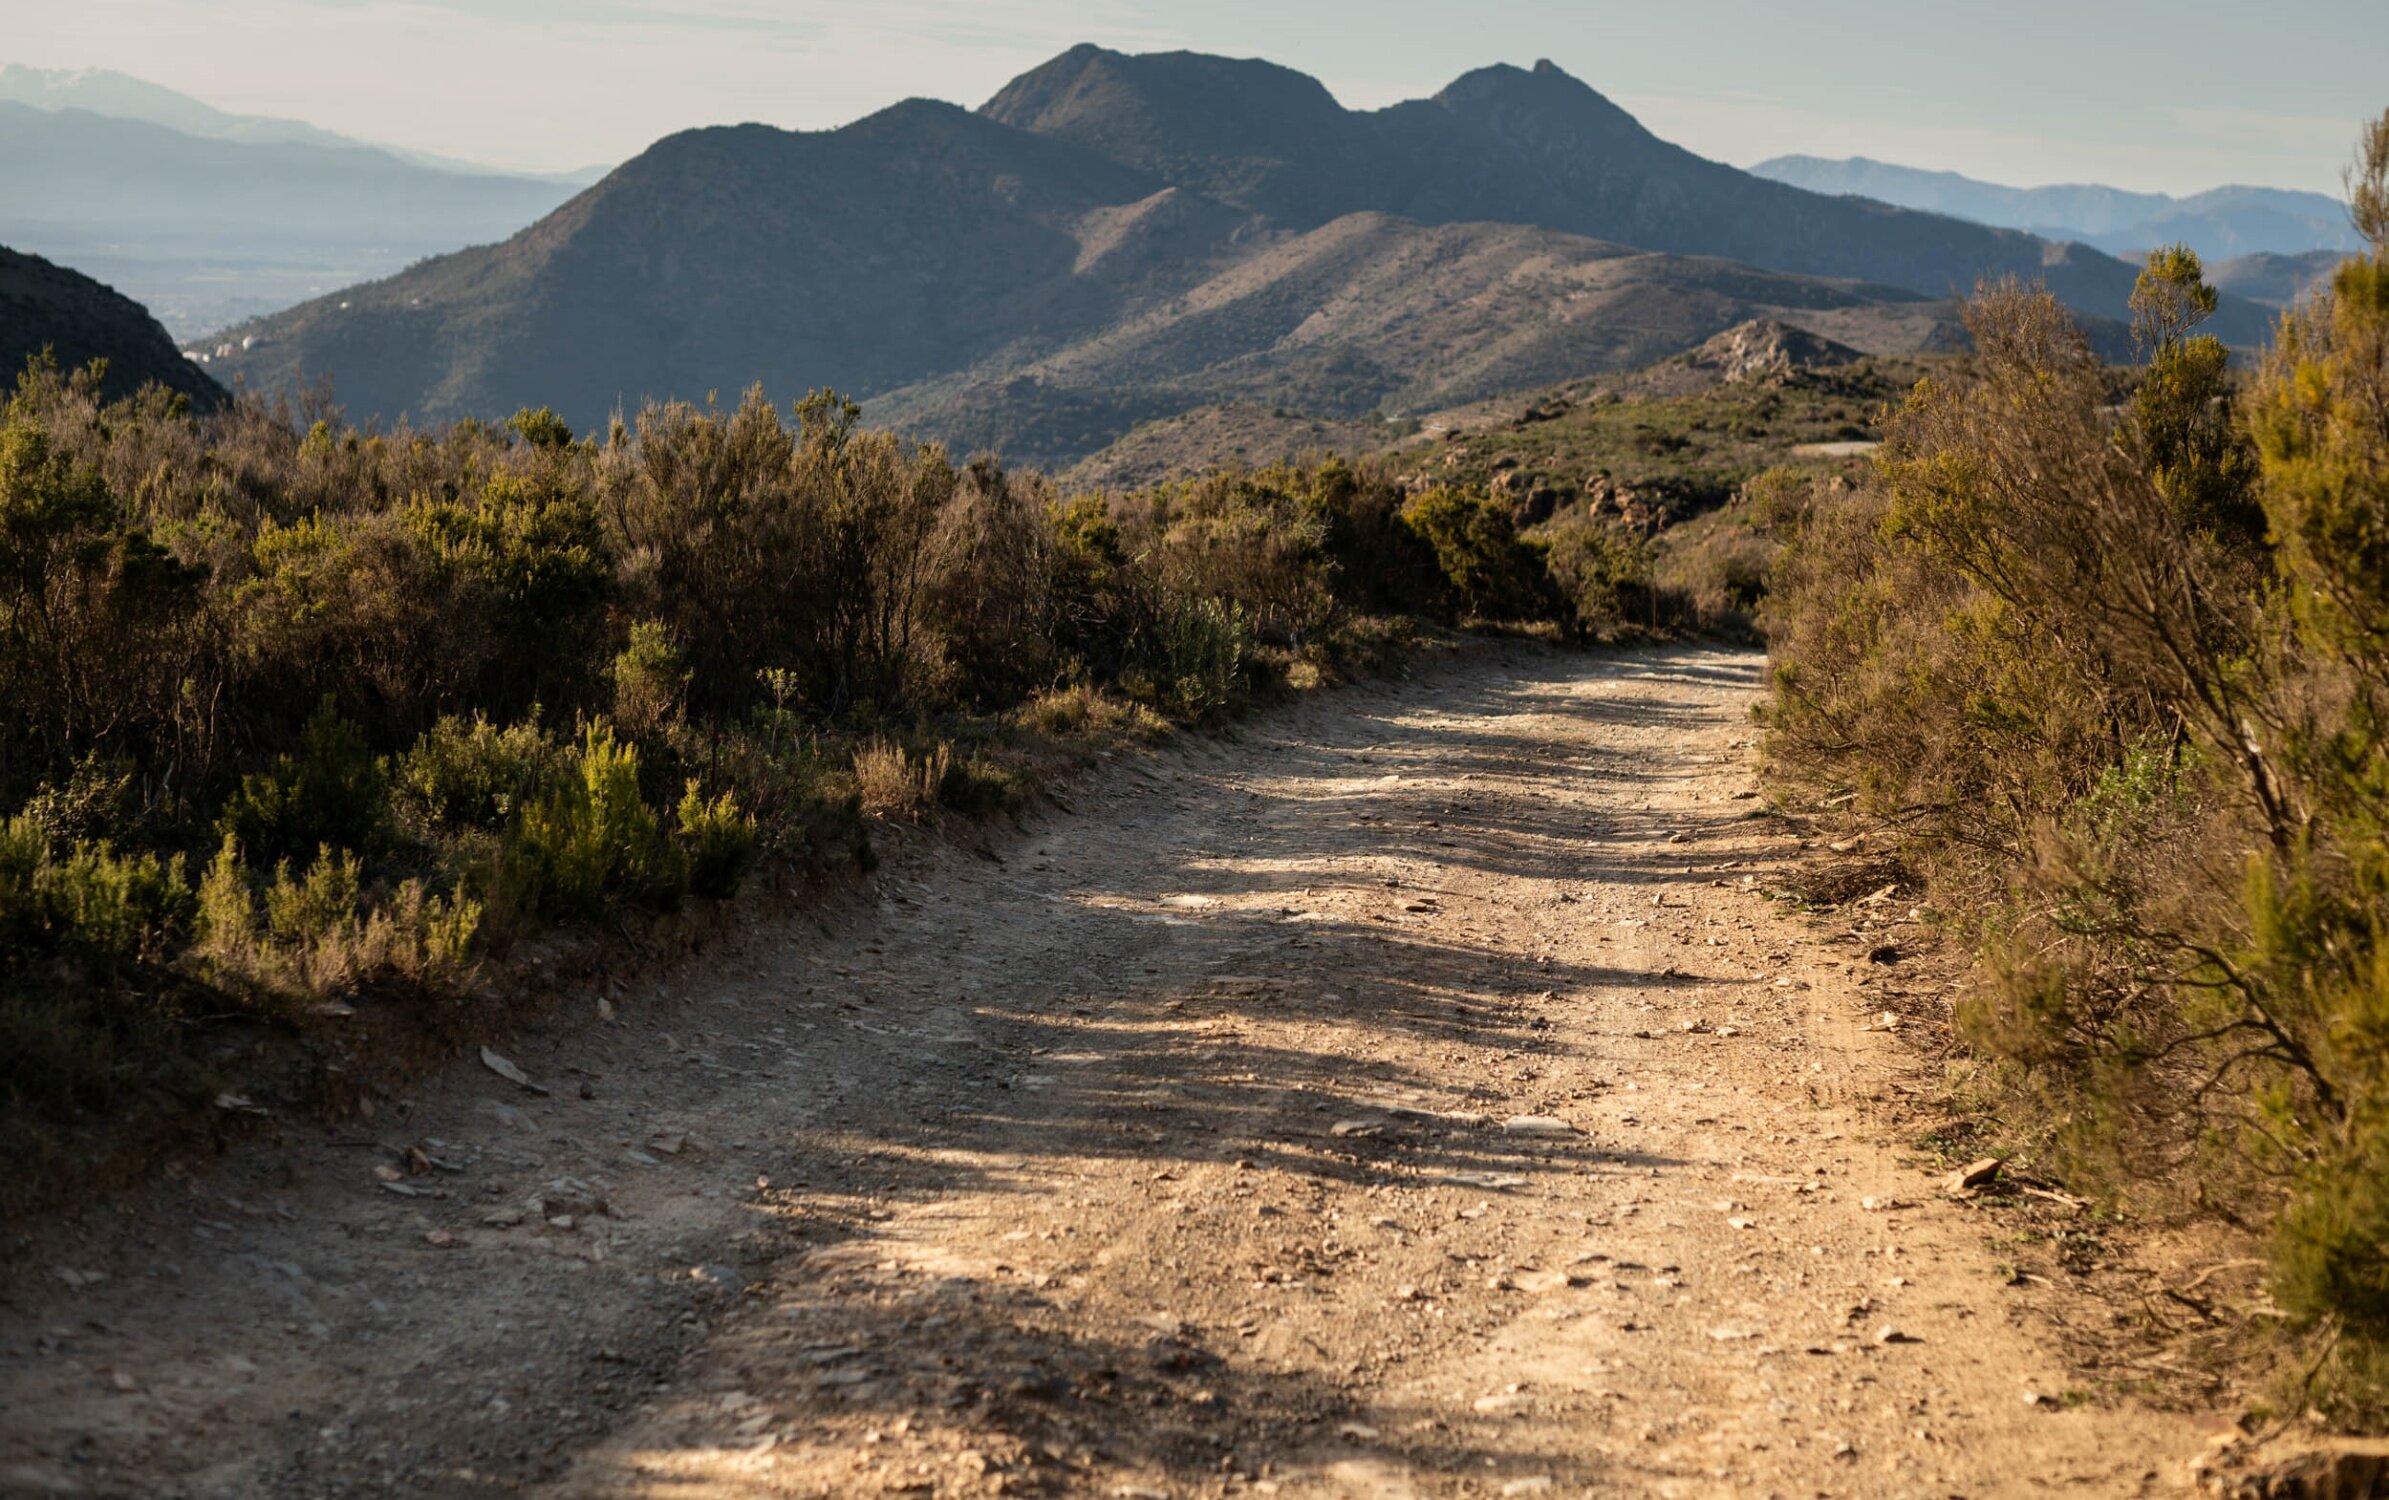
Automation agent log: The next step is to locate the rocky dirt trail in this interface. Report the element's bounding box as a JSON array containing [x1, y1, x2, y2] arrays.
[[0, 642, 2209, 1499]]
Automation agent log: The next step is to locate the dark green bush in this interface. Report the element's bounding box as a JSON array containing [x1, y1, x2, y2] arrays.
[[1400, 487, 1560, 623], [217, 701, 390, 863], [502, 725, 685, 918]]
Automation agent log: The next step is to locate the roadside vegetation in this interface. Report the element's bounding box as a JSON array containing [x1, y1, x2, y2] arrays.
[[1762, 114, 2389, 1416], [0, 354, 1727, 1211]]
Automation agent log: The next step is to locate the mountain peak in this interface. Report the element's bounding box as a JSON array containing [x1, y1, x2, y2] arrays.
[[1432, 57, 1650, 144], [982, 44, 1346, 143]]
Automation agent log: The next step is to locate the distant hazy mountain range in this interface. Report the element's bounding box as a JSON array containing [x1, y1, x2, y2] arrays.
[[1, 243, 223, 408], [0, 64, 599, 336], [2206, 249, 2349, 309], [209, 45, 2276, 466], [0, 63, 601, 180], [1750, 154, 2357, 263]]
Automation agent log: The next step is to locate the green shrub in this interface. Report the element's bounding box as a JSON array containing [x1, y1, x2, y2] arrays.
[[937, 754, 1026, 819], [0, 813, 190, 968], [194, 836, 477, 1000], [502, 724, 685, 917], [1543, 517, 1659, 638], [1128, 595, 1250, 720], [19, 754, 139, 847], [1310, 459, 1448, 620], [673, 781, 755, 899], [1400, 487, 1560, 623], [391, 713, 560, 835], [217, 700, 389, 863], [612, 621, 688, 740]]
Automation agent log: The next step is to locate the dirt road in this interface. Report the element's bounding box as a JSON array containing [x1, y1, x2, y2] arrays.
[[0, 643, 2205, 1498]]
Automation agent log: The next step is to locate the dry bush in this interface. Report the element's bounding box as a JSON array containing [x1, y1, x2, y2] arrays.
[[852, 739, 950, 821], [1763, 112, 2389, 1419]]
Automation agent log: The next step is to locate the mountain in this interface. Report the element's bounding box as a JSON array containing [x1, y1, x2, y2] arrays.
[[0, 63, 602, 181], [208, 95, 1953, 463], [2209, 248, 2349, 309], [0, 103, 591, 337], [1749, 155, 2358, 262], [0, 244, 225, 408], [982, 49, 2265, 341], [867, 216, 1956, 462], [211, 47, 2220, 465]]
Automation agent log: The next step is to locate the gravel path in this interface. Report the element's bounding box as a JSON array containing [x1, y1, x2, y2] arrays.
[[0, 642, 2202, 1498]]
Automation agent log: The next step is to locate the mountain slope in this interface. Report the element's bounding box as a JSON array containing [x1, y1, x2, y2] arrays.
[[982, 50, 2267, 344], [867, 216, 1947, 463], [0, 245, 225, 408], [2210, 248, 2348, 308], [217, 100, 1951, 463], [1751, 154, 2357, 261], [215, 46, 2204, 465], [217, 101, 1201, 432]]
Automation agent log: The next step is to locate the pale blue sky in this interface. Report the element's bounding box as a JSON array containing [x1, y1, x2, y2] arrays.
[[12, 0, 2386, 193]]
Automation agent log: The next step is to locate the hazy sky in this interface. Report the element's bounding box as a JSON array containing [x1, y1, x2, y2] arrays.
[[11, 0, 2386, 193]]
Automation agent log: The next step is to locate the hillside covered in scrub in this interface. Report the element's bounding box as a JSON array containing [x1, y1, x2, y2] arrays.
[[0, 244, 224, 409]]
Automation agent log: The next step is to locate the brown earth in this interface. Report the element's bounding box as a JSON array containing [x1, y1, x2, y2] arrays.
[[0, 642, 2213, 1498]]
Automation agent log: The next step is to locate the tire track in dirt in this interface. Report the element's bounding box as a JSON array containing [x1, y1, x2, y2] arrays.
[[0, 642, 2202, 1497]]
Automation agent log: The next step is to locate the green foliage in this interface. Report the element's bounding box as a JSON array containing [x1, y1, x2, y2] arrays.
[[504, 724, 685, 918], [1543, 517, 1658, 638], [507, 406, 577, 452], [1429, 357, 1920, 519], [0, 396, 207, 796], [936, 754, 1026, 819], [407, 469, 613, 710], [1763, 113, 2389, 1417], [19, 753, 139, 847], [672, 781, 755, 899], [1400, 487, 1560, 623], [0, 813, 190, 967], [218, 700, 389, 863], [2131, 245, 2266, 552], [1129, 595, 1251, 720], [611, 620, 688, 740], [195, 835, 478, 1001], [391, 713, 559, 835]]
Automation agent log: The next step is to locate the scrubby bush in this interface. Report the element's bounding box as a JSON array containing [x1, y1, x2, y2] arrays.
[[852, 738, 949, 821], [503, 725, 685, 917], [0, 813, 190, 967], [1400, 487, 1559, 623], [217, 701, 390, 863], [611, 621, 688, 742], [1762, 113, 2389, 1416], [391, 713, 559, 835], [195, 837, 478, 1001], [673, 781, 755, 899], [1543, 515, 1659, 638]]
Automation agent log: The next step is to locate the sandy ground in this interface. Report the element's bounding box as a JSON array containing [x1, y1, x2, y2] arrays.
[[0, 642, 2212, 1498]]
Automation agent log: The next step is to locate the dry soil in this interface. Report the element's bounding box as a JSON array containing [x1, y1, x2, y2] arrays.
[[0, 643, 2210, 1498]]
